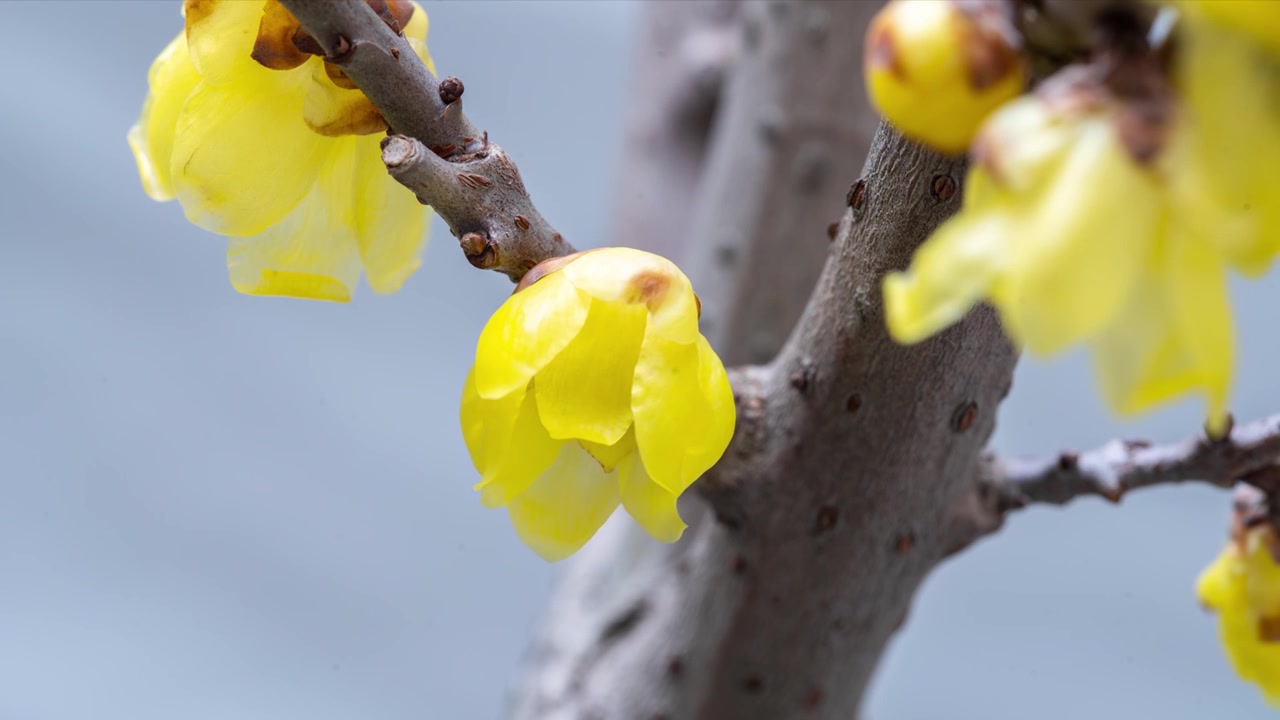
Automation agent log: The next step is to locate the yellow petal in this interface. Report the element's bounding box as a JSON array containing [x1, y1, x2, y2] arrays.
[[1244, 528, 1280, 627], [1198, 532, 1280, 704], [473, 384, 563, 508], [303, 60, 387, 137], [1184, 0, 1280, 57], [351, 133, 429, 293], [883, 211, 1011, 344], [579, 429, 637, 474], [473, 271, 591, 399], [224, 137, 361, 301], [1090, 232, 1233, 425], [992, 115, 1157, 355], [506, 442, 621, 562], [170, 61, 328, 236], [618, 451, 686, 543], [1198, 545, 1244, 611], [561, 248, 700, 344], [459, 366, 486, 473], [129, 33, 201, 201], [534, 298, 647, 445], [632, 334, 735, 494], [1221, 617, 1280, 706], [973, 98, 1078, 197], [183, 0, 264, 85], [1172, 20, 1280, 274]]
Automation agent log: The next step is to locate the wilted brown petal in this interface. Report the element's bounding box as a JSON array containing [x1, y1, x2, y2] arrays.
[[252, 0, 311, 71]]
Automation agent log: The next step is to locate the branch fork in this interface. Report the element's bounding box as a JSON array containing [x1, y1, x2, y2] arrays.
[[381, 135, 566, 280], [279, 0, 576, 280]]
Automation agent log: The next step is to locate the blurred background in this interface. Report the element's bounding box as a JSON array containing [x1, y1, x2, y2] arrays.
[[1, 1, 1277, 718]]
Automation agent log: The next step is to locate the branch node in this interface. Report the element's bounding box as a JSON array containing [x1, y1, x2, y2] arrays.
[[845, 178, 866, 217], [812, 505, 839, 535], [460, 232, 497, 269], [951, 401, 978, 433], [327, 34, 353, 62], [930, 173, 956, 202], [1057, 450, 1079, 470]]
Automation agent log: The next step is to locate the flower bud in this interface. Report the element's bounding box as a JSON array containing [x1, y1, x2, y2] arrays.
[[864, 0, 1025, 154]]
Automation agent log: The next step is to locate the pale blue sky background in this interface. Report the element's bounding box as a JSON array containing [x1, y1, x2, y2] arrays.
[[0, 2, 1277, 719]]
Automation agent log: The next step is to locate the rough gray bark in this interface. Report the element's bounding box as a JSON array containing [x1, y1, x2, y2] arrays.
[[279, 0, 573, 279], [381, 136, 568, 281], [685, 0, 881, 364]]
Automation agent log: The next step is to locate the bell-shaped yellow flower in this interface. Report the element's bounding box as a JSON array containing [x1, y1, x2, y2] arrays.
[[864, 0, 1025, 154], [128, 0, 434, 302], [883, 94, 1234, 430], [460, 248, 736, 562], [1197, 524, 1280, 705]]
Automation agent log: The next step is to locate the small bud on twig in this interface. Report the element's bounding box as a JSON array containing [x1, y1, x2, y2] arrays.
[[440, 76, 465, 105]]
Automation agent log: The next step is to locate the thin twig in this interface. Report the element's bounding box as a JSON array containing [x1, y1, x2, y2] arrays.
[[997, 413, 1280, 507], [278, 0, 573, 279]]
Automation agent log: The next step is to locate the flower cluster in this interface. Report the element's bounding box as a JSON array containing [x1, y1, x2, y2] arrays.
[[129, 0, 435, 302], [460, 249, 735, 561], [874, 0, 1280, 433]]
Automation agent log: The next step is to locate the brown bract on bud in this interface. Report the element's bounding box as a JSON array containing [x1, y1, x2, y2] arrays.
[[515, 251, 590, 292], [461, 232, 499, 270], [251, 0, 417, 73], [253, 0, 312, 70]]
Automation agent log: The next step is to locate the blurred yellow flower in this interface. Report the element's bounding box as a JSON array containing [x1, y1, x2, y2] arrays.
[[461, 248, 735, 561], [864, 0, 1024, 154], [1197, 524, 1280, 705], [883, 92, 1236, 431], [128, 0, 434, 302]]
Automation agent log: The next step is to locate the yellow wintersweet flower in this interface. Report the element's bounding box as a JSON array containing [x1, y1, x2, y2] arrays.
[[128, 0, 435, 302], [1197, 523, 1280, 705], [864, 0, 1025, 154], [883, 93, 1234, 429], [460, 248, 736, 562]]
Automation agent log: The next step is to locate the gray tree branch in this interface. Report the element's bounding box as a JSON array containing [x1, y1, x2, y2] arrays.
[[943, 414, 1280, 555], [997, 413, 1280, 507], [278, 0, 574, 279]]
